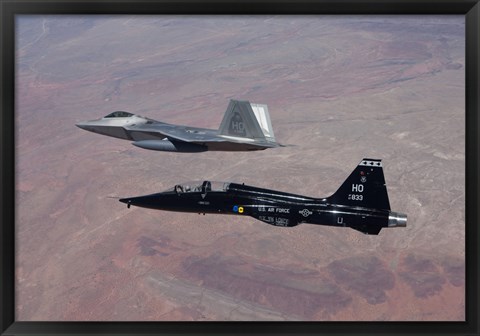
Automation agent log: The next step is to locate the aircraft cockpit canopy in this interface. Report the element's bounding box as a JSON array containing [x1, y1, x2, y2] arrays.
[[104, 111, 134, 118], [168, 181, 230, 194]]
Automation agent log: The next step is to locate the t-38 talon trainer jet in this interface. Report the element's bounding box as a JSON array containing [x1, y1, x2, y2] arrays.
[[119, 159, 407, 235], [76, 99, 282, 152]]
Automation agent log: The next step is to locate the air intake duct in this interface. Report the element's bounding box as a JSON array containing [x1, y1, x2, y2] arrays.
[[132, 140, 207, 152]]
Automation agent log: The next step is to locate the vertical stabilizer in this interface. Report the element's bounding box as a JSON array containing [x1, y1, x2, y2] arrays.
[[218, 100, 276, 142], [327, 159, 391, 210], [250, 103, 276, 141]]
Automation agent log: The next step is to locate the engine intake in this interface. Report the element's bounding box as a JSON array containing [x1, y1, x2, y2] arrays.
[[132, 140, 207, 152]]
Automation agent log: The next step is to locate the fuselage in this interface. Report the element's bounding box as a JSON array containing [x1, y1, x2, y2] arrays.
[[76, 115, 273, 152], [76, 99, 282, 152], [119, 181, 406, 234]]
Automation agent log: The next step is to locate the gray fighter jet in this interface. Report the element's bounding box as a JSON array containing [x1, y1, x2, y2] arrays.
[[76, 100, 282, 152]]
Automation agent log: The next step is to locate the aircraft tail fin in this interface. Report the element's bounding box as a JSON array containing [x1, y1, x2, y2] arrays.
[[218, 100, 277, 142], [327, 159, 391, 210]]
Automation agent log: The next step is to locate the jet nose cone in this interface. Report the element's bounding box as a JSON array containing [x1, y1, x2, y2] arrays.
[[75, 121, 89, 130], [119, 198, 133, 208]]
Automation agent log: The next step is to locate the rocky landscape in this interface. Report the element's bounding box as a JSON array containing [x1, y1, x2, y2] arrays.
[[15, 15, 465, 321]]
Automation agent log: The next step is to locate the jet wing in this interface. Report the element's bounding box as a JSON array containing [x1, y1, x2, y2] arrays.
[[133, 123, 280, 148]]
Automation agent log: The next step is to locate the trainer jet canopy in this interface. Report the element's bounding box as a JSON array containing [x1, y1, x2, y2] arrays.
[[76, 100, 282, 152], [119, 159, 407, 235]]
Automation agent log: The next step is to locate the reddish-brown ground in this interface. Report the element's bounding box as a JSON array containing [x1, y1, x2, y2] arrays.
[[16, 16, 465, 321]]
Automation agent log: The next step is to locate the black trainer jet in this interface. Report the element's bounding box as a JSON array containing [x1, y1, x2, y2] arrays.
[[119, 159, 407, 235], [76, 100, 282, 152]]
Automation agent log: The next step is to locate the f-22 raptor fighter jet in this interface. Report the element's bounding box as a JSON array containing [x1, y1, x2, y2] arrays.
[[76, 100, 281, 152], [119, 159, 407, 235]]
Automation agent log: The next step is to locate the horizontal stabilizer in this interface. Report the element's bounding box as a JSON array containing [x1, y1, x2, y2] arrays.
[[351, 225, 383, 235]]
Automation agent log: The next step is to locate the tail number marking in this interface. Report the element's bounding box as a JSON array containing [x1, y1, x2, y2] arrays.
[[352, 184, 364, 192], [349, 184, 364, 201], [348, 194, 363, 201]]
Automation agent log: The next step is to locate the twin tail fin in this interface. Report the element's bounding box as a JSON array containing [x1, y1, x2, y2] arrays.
[[218, 99, 277, 143]]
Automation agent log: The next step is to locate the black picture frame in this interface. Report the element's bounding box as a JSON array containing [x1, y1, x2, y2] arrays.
[[1, 1, 478, 335]]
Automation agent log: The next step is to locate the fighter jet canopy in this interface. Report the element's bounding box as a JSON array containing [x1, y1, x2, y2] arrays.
[[164, 181, 231, 194], [104, 111, 134, 118]]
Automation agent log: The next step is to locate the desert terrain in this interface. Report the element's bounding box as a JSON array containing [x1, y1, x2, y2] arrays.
[[15, 15, 465, 321]]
